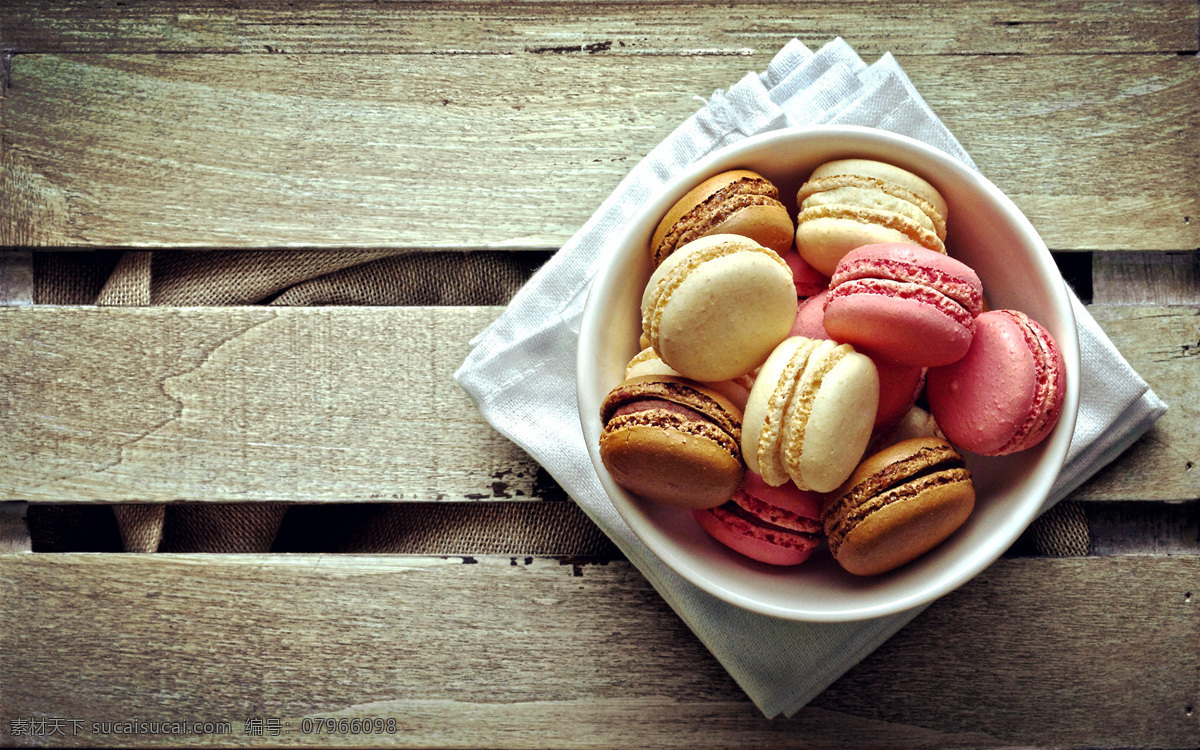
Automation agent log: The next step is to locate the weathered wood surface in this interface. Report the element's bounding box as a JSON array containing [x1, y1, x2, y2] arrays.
[[2, 53, 1196, 250], [0, 554, 1196, 748], [0, 304, 1195, 504], [3, 0, 1196, 55]]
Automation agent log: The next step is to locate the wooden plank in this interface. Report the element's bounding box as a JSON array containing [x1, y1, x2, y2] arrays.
[[1093, 251, 1200, 306], [0, 502, 31, 552], [0, 306, 540, 503], [1076, 305, 1200, 502], [0, 554, 1196, 747], [0, 304, 1195, 503], [2, 0, 1195, 56], [0, 251, 34, 305], [2, 53, 1196, 251]]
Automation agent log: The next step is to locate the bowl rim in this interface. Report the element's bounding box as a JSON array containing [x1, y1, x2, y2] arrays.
[[576, 124, 1081, 622]]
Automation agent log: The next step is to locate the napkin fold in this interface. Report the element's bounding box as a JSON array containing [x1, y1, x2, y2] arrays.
[[455, 38, 1167, 718]]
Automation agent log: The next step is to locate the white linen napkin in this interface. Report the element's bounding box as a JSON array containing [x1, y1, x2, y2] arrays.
[[455, 38, 1167, 718]]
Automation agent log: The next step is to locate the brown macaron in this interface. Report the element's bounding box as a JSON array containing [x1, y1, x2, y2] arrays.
[[650, 169, 794, 267], [821, 437, 975, 576], [599, 375, 745, 510]]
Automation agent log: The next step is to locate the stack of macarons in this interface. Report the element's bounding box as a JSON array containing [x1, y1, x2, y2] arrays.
[[597, 159, 1067, 576]]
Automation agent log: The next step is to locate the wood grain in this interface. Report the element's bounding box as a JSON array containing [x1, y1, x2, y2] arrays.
[[0, 554, 1196, 747], [2, 53, 1196, 251], [3, 0, 1196, 56], [1093, 251, 1200, 306], [0, 306, 537, 503], [0, 502, 31, 553], [1077, 305, 1200, 502], [0, 304, 1195, 503]]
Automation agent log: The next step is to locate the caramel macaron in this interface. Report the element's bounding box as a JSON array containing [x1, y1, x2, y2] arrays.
[[641, 234, 797, 383], [822, 437, 975, 576], [650, 169, 794, 267], [599, 375, 745, 509], [794, 159, 948, 276]]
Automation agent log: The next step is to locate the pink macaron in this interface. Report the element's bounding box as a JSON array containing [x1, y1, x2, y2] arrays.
[[822, 243, 983, 367], [791, 290, 925, 431], [693, 471, 823, 566], [781, 248, 830, 299], [926, 309, 1066, 456]]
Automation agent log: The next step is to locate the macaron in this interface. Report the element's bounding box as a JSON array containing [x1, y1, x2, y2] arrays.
[[599, 375, 745, 509], [693, 471, 824, 566], [927, 309, 1066, 456], [781, 248, 830, 298], [822, 437, 975, 576], [794, 158, 948, 275], [868, 405, 945, 454], [822, 243, 984, 367], [650, 169, 794, 267], [624, 347, 752, 411], [791, 290, 926, 431], [742, 337, 880, 493], [642, 234, 798, 382]]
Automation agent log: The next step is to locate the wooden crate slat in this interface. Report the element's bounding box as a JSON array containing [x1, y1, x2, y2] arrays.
[[0, 306, 536, 503], [0, 554, 1196, 748], [1075, 305, 1200, 502], [2, 53, 1196, 251], [0, 304, 1195, 504], [2, 0, 1195, 56]]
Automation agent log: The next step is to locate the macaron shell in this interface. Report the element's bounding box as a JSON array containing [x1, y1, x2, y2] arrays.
[[651, 169, 765, 252], [790, 289, 923, 429], [801, 185, 938, 235], [832, 243, 983, 316], [823, 281, 974, 367], [807, 158, 949, 222], [651, 170, 791, 265], [601, 421, 744, 509], [927, 310, 1065, 456], [795, 213, 938, 277], [740, 469, 823, 519], [833, 479, 974, 576], [783, 347, 879, 492], [705, 203, 794, 255], [781, 249, 830, 298], [651, 239, 797, 382]]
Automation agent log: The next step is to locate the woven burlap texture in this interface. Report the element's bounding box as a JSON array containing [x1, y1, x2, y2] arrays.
[[31, 249, 1090, 556]]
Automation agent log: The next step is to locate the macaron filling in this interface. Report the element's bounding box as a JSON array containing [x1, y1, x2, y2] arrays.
[[795, 204, 945, 254], [720, 490, 823, 538], [603, 409, 742, 460], [610, 398, 709, 423], [796, 173, 947, 240], [832, 256, 982, 315], [825, 278, 976, 330]]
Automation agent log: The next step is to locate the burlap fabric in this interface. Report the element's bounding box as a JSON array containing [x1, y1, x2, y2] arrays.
[[27, 250, 1089, 556]]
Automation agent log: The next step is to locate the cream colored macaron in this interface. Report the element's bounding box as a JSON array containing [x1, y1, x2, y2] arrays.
[[742, 336, 879, 492], [794, 159, 948, 276], [625, 347, 753, 411], [641, 234, 797, 383]]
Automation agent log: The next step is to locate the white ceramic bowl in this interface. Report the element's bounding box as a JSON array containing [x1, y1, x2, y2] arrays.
[[577, 126, 1080, 622]]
